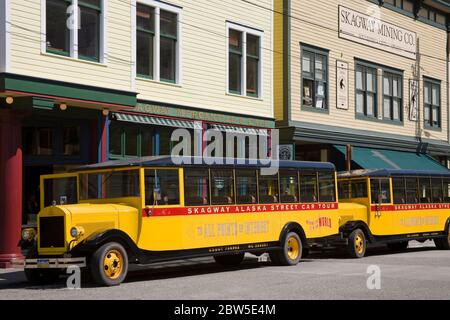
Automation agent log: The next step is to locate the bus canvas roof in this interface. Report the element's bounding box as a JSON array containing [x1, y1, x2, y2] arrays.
[[74, 156, 336, 172]]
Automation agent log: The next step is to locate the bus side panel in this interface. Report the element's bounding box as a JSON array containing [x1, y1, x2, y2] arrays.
[[390, 208, 449, 236]]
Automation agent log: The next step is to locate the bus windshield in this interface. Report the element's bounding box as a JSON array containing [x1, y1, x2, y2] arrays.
[[79, 170, 140, 200]]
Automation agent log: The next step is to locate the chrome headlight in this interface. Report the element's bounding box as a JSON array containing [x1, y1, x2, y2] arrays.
[[21, 228, 36, 241], [70, 226, 85, 239]]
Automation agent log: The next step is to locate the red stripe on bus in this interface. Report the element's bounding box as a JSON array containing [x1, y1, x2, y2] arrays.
[[142, 202, 339, 217], [371, 203, 450, 212]]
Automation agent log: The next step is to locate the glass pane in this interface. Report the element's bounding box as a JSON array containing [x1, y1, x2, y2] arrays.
[[432, 84, 439, 106], [424, 84, 431, 104], [444, 179, 450, 200], [436, 13, 446, 25], [235, 170, 258, 204], [46, 0, 70, 54], [145, 169, 179, 206], [63, 127, 80, 156], [184, 169, 209, 206], [318, 173, 336, 202], [424, 105, 430, 121], [78, 6, 100, 60], [229, 53, 242, 93], [141, 129, 153, 157], [211, 170, 235, 205], [137, 4, 154, 32], [44, 177, 78, 208], [432, 107, 439, 126], [316, 81, 325, 98], [300, 173, 318, 203], [351, 180, 368, 198], [367, 93, 374, 116], [403, 0, 414, 12], [80, 170, 140, 200], [356, 68, 364, 90], [229, 29, 242, 52], [302, 51, 313, 74], [160, 10, 177, 37], [258, 172, 279, 204], [246, 57, 259, 96], [419, 178, 432, 203], [280, 170, 299, 203], [247, 34, 259, 57], [405, 178, 418, 204], [338, 181, 350, 199], [393, 99, 400, 120], [38, 128, 53, 155], [392, 178, 406, 204], [356, 93, 364, 114], [303, 79, 314, 107], [160, 37, 176, 82], [383, 76, 391, 96], [124, 127, 138, 156], [367, 69, 375, 92], [393, 78, 399, 97], [370, 178, 391, 204], [383, 98, 391, 119], [109, 124, 122, 155], [137, 32, 153, 77], [431, 178, 443, 203]]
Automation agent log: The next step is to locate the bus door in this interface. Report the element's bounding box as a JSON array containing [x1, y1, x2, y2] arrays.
[[368, 177, 393, 235]]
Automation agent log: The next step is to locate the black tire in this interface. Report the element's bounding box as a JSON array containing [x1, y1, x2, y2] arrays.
[[435, 234, 450, 250], [90, 242, 128, 287], [387, 242, 409, 251], [270, 232, 302, 266], [213, 253, 245, 267], [347, 228, 366, 258], [24, 246, 60, 285]]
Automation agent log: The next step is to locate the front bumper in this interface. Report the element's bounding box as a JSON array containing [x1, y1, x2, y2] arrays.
[[22, 257, 86, 269]]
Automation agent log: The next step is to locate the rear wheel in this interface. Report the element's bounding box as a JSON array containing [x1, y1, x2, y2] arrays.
[[270, 232, 302, 266], [347, 229, 366, 258], [387, 241, 409, 251], [90, 242, 128, 287], [435, 234, 450, 250], [213, 253, 245, 267]]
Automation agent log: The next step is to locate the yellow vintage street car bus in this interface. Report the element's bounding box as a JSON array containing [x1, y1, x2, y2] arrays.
[[23, 156, 343, 286], [337, 169, 450, 258]]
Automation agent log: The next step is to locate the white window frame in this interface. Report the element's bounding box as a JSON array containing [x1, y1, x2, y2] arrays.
[[0, 0, 10, 72], [41, 0, 107, 63], [132, 0, 182, 85], [226, 21, 264, 99]]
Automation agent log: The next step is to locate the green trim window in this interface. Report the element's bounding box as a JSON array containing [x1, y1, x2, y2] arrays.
[[424, 78, 441, 129], [301, 46, 328, 110], [78, 0, 101, 61], [356, 64, 377, 118], [160, 10, 178, 83], [383, 72, 403, 122], [109, 122, 154, 159], [137, 3, 155, 78], [384, 0, 414, 13], [419, 5, 447, 27], [46, 0, 71, 56], [227, 23, 263, 98]]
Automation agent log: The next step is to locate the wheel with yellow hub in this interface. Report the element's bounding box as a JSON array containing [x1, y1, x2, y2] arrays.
[[214, 253, 245, 267], [347, 229, 367, 258], [270, 232, 302, 266], [434, 233, 450, 250], [90, 242, 128, 286]]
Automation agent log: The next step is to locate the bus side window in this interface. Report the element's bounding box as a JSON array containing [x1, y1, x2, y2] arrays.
[[431, 178, 443, 203], [418, 178, 432, 204], [351, 180, 368, 198], [392, 178, 406, 204], [258, 171, 279, 204], [444, 179, 450, 203], [318, 172, 336, 202], [184, 169, 210, 206], [338, 181, 350, 200], [405, 178, 419, 204], [211, 169, 235, 205], [235, 169, 258, 204], [279, 170, 299, 203], [300, 173, 318, 203], [370, 178, 391, 204], [145, 169, 180, 206]]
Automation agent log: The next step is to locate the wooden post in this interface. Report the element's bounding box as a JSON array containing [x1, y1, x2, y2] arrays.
[[346, 144, 352, 172]]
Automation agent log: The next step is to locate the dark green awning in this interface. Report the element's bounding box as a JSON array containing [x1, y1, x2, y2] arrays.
[[334, 146, 448, 172]]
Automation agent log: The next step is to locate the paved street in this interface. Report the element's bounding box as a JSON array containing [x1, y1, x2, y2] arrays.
[[1, 241, 449, 300]]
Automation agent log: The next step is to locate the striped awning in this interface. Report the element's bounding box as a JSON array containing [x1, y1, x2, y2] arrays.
[[210, 124, 269, 136], [113, 113, 201, 129]]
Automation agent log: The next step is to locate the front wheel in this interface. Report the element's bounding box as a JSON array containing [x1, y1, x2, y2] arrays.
[[90, 242, 129, 287], [270, 232, 302, 266], [214, 253, 245, 267], [435, 234, 450, 250], [347, 229, 366, 258]]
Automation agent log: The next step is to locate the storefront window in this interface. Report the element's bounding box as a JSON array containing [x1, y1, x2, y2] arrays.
[[23, 127, 53, 156], [63, 127, 81, 156]]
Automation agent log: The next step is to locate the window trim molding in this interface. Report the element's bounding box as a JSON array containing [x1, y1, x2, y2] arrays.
[[423, 76, 442, 131], [41, 0, 107, 63], [354, 60, 379, 120], [0, 0, 10, 73], [226, 21, 264, 99], [300, 43, 330, 114], [132, 0, 182, 85]]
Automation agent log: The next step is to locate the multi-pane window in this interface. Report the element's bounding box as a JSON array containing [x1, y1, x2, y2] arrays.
[[419, 6, 447, 26], [136, 2, 179, 83], [45, 0, 103, 62], [424, 79, 441, 128], [46, 0, 70, 55], [370, 178, 391, 204], [228, 23, 262, 98], [356, 64, 377, 118], [384, 0, 414, 13], [383, 72, 403, 122], [302, 47, 327, 110], [145, 169, 180, 206]]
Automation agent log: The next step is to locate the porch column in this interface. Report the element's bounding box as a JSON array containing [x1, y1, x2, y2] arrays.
[[0, 110, 24, 268]]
